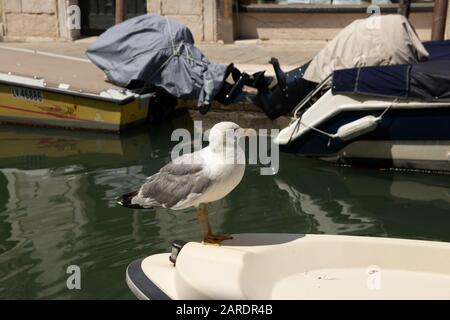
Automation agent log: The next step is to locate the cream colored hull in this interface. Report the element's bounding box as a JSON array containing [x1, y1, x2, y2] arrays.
[[127, 234, 450, 300]]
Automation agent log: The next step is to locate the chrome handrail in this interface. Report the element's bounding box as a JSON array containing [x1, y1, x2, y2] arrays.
[[292, 74, 332, 120]]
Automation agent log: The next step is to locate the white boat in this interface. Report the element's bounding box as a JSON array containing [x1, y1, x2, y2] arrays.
[[268, 18, 450, 172], [275, 89, 450, 172], [126, 234, 450, 300]]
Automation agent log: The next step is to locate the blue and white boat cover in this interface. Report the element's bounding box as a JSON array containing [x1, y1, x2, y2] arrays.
[[332, 40, 450, 100]]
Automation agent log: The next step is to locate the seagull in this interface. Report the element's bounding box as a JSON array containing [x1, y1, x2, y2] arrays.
[[118, 122, 254, 244]]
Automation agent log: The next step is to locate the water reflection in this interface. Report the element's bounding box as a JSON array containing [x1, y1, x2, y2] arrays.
[[0, 116, 448, 299], [273, 162, 450, 239]]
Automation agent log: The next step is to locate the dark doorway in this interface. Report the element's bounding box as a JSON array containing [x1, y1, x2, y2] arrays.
[[80, 0, 147, 36]]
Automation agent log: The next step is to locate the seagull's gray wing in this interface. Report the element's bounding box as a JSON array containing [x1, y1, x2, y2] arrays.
[[131, 160, 211, 209]]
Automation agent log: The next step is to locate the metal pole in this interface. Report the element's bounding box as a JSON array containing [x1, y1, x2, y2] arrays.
[[398, 0, 411, 18], [115, 0, 127, 24], [431, 0, 449, 40]]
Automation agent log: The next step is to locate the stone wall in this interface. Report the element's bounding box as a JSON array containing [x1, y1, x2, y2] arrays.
[[1, 0, 79, 41], [2, 0, 59, 41], [148, 1, 435, 43], [148, 0, 218, 42], [0, 0, 4, 39], [236, 11, 433, 41], [0, 0, 440, 43]]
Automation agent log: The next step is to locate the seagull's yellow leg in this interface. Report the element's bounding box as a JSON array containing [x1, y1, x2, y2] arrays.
[[196, 205, 210, 240], [197, 203, 233, 245]]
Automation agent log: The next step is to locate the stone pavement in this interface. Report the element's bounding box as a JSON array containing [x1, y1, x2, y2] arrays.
[[2, 38, 326, 75]]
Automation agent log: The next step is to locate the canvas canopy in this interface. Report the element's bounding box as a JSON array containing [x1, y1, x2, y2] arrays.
[[86, 14, 229, 108], [303, 14, 429, 83], [332, 58, 450, 100], [423, 40, 450, 61]]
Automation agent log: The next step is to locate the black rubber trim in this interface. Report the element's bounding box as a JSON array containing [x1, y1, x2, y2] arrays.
[[126, 259, 172, 300]]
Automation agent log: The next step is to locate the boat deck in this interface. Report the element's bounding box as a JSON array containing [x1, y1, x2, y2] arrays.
[[0, 46, 122, 95]]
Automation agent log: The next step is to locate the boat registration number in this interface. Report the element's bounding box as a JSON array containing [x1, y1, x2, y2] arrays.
[[12, 86, 43, 103]]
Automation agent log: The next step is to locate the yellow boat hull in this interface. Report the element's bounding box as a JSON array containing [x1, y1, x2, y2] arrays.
[[0, 84, 149, 132]]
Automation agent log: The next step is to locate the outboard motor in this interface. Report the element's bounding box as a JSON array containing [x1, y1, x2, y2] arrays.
[[252, 58, 316, 120], [214, 65, 250, 108]]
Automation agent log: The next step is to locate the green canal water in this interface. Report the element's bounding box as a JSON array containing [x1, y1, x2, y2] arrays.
[[0, 118, 449, 299]]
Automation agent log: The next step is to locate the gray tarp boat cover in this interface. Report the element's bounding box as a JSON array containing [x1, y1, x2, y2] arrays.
[[303, 14, 429, 83], [86, 14, 229, 107]]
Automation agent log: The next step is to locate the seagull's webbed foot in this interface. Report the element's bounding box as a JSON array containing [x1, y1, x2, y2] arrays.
[[197, 203, 233, 245], [202, 234, 233, 246]]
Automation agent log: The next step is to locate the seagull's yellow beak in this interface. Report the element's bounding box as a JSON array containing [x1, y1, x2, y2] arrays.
[[243, 128, 257, 136]]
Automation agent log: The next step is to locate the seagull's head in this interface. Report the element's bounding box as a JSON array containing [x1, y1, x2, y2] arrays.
[[207, 122, 256, 153]]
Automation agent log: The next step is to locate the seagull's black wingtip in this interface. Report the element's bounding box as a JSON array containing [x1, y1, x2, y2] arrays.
[[117, 191, 151, 210]]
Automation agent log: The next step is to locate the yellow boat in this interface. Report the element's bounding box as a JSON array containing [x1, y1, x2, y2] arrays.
[[0, 46, 151, 132]]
